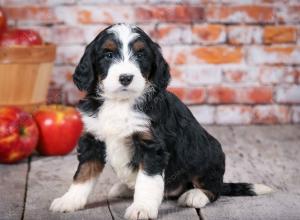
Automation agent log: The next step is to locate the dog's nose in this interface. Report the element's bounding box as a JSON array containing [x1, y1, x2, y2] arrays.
[[119, 74, 134, 86]]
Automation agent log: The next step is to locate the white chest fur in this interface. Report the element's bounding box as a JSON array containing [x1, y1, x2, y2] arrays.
[[82, 100, 150, 188]]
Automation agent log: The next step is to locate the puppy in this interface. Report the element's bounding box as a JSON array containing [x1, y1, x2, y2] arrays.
[[50, 23, 272, 219]]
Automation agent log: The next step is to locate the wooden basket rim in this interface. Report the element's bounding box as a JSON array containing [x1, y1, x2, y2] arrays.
[[0, 43, 56, 64]]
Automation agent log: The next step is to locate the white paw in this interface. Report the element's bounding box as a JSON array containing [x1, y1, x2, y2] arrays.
[[108, 183, 134, 199], [50, 192, 87, 212], [124, 203, 158, 220], [178, 189, 210, 208]]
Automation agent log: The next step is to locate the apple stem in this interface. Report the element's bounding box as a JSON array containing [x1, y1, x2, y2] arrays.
[[19, 126, 26, 136]]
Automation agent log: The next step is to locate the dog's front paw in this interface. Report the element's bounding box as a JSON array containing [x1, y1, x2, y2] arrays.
[[50, 193, 87, 213], [124, 203, 158, 220]]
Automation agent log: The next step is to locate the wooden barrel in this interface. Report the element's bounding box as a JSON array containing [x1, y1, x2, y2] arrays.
[[0, 43, 56, 112]]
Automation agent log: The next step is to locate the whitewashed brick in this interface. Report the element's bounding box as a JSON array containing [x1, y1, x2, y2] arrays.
[[276, 85, 300, 103], [177, 65, 222, 86], [216, 105, 252, 124], [227, 25, 262, 44], [52, 65, 75, 87], [189, 105, 215, 124], [292, 106, 300, 123], [248, 46, 300, 65], [252, 105, 291, 124], [56, 45, 85, 65]]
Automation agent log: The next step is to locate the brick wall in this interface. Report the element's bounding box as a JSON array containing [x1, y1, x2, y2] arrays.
[[2, 0, 300, 124]]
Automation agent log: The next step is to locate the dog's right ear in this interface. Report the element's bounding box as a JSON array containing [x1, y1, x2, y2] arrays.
[[73, 43, 95, 92]]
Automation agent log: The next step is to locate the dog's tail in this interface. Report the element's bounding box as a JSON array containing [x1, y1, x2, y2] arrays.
[[221, 183, 273, 196]]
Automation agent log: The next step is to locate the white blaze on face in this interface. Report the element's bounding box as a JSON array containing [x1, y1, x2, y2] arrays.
[[102, 24, 146, 100]]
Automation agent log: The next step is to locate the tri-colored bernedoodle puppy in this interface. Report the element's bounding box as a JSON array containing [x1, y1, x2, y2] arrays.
[[50, 23, 272, 220]]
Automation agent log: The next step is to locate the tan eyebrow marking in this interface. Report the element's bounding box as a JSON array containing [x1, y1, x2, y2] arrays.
[[133, 40, 145, 51], [102, 39, 117, 51]]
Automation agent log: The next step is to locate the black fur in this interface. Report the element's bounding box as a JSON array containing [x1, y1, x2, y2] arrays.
[[221, 183, 256, 196], [73, 24, 262, 205], [73, 133, 106, 181]]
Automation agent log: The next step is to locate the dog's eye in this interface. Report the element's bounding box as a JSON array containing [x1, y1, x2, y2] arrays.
[[136, 50, 145, 59], [104, 51, 113, 59]]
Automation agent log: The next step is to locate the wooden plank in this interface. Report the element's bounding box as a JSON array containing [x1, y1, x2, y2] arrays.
[[201, 125, 300, 220], [108, 199, 199, 220], [23, 154, 115, 220], [0, 160, 28, 220], [224, 125, 300, 191], [201, 193, 300, 220]]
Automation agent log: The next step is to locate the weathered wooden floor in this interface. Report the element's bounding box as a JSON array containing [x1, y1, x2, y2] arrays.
[[1, 125, 300, 220]]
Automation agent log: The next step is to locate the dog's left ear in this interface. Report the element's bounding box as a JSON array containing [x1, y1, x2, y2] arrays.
[[150, 43, 170, 90], [73, 42, 95, 92]]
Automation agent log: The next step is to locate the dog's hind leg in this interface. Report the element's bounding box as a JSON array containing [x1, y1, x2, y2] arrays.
[[178, 176, 221, 208]]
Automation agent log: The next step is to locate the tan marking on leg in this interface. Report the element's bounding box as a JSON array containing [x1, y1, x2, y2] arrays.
[[74, 160, 103, 183]]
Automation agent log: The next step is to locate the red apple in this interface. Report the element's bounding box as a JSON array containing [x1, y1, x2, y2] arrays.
[[0, 29, 43, 46], [0, 107, 39, 164], [33, 105, 83, 156], [0, 8, 7, 34]]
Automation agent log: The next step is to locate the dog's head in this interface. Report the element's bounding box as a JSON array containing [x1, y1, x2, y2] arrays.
[[73, 23, 170, 100]]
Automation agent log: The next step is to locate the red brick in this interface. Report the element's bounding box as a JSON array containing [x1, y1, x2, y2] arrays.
[[191, 24, 226, 44], [172, 46, 244, 65], [135, 5, 204, 22], [276, 85, 300, 104], [192, 46, 243, 64], [206, 5, 274, 23], [216, 105, 253, 124], [152, 24, 191, 45], [167, 87, 206, 104], [2, 0, 76, 5], [248, 46, 300, 64], [207, 86, 273, 104], [207, 86, 236, 104], [3, 6, 58, 24], [227, 25, 262, 44], [253, 105, 291, 124], [263, 26, 297, 43], [246, 87, 273, 104], [277, 5, 300, 23], [55, 6, 134, 25]]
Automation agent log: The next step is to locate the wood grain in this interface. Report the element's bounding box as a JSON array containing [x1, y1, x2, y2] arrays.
[[23, 155, 115, 220], [0, 44, 56, 64], [0, 44, 55, 111], [0, 160, 28, 220]]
